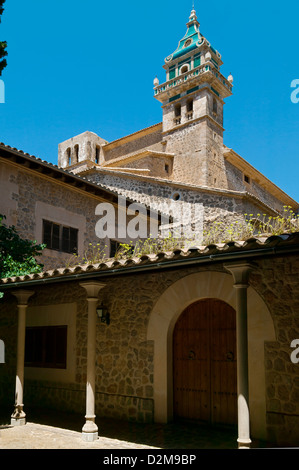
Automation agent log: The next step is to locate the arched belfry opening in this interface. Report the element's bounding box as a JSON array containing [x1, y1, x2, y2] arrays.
[[173, 299, 237, 425]]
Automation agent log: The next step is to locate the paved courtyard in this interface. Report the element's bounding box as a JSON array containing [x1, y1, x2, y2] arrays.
[[0, 406, 276, 450], [0, 422, 158, 450]]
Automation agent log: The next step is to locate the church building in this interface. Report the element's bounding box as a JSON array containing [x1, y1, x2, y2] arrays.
[[0, 8, 297, 268], [57, 8, 297, 244]]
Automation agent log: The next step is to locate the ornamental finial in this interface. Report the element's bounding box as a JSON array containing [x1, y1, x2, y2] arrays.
[[189, 2, 197, 22]]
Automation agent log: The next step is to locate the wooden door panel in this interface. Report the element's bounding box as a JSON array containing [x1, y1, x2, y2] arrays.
[[173, 304, 209, 420], [173, 299, 237, 425], [210, 300, 237, 425]]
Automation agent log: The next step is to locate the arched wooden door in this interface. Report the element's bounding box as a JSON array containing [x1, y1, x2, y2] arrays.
[[173, 299, 237, 425]]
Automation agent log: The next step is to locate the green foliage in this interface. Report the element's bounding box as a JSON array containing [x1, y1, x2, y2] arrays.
[[114, 208, 299, 258], [0, 41, 7, 75], [203, 207, 299, 245], [0, 1, 5, 17], [245, 207, 299, 237], [114, 234, 186, 260], [65, 243, 108, 267], [0, 0, 7, 76], [0, 215, 45, 297], [64, 207, 299, 267]]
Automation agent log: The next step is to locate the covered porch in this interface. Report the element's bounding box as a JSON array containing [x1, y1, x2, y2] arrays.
[[1, 233, 299, 448]]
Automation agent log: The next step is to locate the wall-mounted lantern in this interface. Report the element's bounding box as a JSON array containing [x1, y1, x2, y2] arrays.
[[96, 304, 110, 325]]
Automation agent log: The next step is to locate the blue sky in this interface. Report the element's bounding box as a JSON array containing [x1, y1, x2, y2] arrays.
[[0, 0, 298, 202]]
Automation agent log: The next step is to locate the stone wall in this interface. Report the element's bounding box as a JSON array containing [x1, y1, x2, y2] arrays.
[[161, 88, 225, 188], [249, 180, 286, 214], [250, 255, 299, 446], [204, 119, 227, 189], [0, 160, 108, 270], [225, 160, 246, 192], [108, 155, 173, 179], [88, 170, 279, 241], [103, 128, 163, 163], [164, 120, 208, 186], [224, 160, 287, 213]]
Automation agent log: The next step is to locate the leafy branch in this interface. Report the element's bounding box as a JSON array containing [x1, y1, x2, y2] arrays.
[[0, 214, 45, 297], [0, 0, 7, 76]]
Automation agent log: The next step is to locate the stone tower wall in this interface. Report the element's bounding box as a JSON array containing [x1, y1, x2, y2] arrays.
[[162, 88, 226, 187]]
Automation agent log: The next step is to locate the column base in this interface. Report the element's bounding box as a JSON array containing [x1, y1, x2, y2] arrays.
[[11, 404, 26, 426], [11, 417, 26, 426], [82, 431, 98, 442], [81, 415, 98, 441], [237, 438, 251, 449]]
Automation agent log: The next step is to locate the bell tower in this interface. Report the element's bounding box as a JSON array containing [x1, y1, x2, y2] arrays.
[[154, 8, 233, 188]]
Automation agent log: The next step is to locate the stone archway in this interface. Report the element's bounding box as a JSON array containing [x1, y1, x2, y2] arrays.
[[147, 270, 275, 440]]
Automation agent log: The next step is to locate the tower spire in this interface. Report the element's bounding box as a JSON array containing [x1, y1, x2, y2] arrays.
[[188, 4, 198, 24]]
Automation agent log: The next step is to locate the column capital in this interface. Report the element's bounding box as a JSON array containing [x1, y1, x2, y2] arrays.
[[224, 262, 255, 287], [11, 290, 35, 305], [79, 281, 106, 299]]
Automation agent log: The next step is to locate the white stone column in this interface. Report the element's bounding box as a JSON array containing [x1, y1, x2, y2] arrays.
[[80, 281, 106, 442], [224, 262, 254, 449], [11, 290, 35, 426]]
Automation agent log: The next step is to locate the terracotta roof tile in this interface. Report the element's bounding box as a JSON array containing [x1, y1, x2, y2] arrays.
[[1, 233, 299, 287]]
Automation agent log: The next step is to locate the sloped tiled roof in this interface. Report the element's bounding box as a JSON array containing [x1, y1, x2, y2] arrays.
[[0, 141, 125, 202], [1, 233, 299, 288], [0, 141, 165, 217]]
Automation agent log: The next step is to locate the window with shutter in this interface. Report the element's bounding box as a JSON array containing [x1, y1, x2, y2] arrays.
[[43, 220, 78, 254], [25, 326, 67, 369]]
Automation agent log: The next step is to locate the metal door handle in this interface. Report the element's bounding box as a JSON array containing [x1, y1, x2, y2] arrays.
[[188, 350, 196, 360], [226, 351, 234, 361]]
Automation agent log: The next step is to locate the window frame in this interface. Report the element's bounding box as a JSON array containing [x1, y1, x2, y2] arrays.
[[43, 219, 78, 254], [25, 325, 68, 370]]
